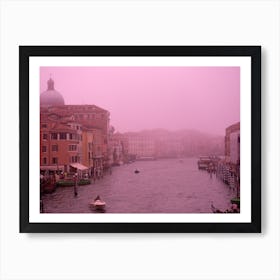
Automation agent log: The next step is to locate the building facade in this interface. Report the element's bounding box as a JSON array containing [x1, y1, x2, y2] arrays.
[[217, 122, 240, 195], [40, 114, 83, 172], [40, 78, 110, 174], [225, 122, 240, 164], [124, 133, 156, 159]]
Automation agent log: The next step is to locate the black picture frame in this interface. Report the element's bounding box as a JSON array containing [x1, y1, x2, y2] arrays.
[[19, 46, 261, 233]]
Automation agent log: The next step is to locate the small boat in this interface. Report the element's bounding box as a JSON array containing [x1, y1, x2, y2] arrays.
[[134, 169, 140, 174], [90, 195, 106, 211], [197, 156, 212, 170]]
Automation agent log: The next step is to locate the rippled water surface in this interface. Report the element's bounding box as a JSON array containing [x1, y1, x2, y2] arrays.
[[42, 158, 234, 213]]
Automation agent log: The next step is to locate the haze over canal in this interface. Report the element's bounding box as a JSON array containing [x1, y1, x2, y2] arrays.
[[42, 158, 233, 213]]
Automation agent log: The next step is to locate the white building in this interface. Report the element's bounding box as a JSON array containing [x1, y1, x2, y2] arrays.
[[126, 134, 156, 159]]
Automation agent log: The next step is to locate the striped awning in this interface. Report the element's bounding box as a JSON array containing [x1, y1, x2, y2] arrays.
[[70, 163, 89, 171]]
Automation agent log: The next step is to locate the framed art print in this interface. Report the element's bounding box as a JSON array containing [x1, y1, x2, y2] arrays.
[[19, 46, 261, 233]]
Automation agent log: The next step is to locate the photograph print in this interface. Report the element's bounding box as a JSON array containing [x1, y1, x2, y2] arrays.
[[20, 46, 261, 232]]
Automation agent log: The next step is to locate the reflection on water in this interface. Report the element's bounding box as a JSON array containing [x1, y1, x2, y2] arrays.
[[42, 158, 234, 213]]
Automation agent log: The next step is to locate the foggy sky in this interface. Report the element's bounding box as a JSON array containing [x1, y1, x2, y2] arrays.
[[40, 66, 240, 136]]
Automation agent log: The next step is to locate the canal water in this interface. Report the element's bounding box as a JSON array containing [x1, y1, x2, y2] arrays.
[[42, 158, 234, 213]]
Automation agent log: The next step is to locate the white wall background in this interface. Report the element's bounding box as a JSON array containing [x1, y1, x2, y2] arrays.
[[0, 0, 279, 279]]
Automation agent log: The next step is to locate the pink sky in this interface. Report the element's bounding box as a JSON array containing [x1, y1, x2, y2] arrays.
[[40, 67, 240, 136]]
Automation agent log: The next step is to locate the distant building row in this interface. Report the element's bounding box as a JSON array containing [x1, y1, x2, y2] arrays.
[[107, 130, 225, 164]]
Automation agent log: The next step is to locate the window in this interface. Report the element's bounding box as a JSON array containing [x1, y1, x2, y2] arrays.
[[69, 145, 77, 151], [70, 156, 78, 163], [43, 157, 47, 165], [41, 124, 47, 128], [42, 146, 47, 152], [52, 157, 58, 164], [51, 133, 58, 140], [42, 133, 48, 140], [52, 145, 58, 152], [60, 133, 67, 140], [71, 134, 78, 140]]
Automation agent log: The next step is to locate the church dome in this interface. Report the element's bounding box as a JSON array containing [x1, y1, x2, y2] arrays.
[[40, 78, 65, 107]]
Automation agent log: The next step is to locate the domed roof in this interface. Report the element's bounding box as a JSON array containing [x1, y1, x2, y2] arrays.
[[40, 78, 65, 107]]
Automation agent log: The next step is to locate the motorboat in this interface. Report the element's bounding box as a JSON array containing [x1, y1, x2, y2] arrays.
[[90, 195, 106, 211], [197, 156, 212, 170]]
